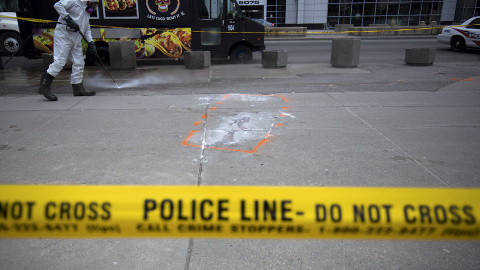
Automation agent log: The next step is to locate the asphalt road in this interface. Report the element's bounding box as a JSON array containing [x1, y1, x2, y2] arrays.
[[4, 38, 480, 68], [260, 38, 480, 64]]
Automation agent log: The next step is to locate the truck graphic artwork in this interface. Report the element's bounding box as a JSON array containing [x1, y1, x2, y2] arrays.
[[104, 0, 138, 18], [18, 0, 265, 63], [149, 0, 177, 14], [30, 27, 191, 59]]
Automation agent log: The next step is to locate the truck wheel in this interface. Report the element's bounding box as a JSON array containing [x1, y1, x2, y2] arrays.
[[450, 36, 466, 52], [0, 32, 22, 56], [230, 45, 252, 63]]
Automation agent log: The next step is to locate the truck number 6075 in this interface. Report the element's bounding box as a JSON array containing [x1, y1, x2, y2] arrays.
[[239, 1, 260, 4]]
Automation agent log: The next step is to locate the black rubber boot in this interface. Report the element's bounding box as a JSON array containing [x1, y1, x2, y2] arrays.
[[38, 71, 57, 101], [72, 83, 96, 96]]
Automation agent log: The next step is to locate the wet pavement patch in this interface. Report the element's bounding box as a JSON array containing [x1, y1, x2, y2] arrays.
[[183, 94, 293, 154]]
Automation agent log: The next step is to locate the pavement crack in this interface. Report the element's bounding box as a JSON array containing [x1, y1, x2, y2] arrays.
[[196, 104, 210, 186], [67, 97, 89, 110], [184, 238, 194, 270], [0, 113, 62, 155], [188, 103, 211, 270], [343, 107, 451, 188]]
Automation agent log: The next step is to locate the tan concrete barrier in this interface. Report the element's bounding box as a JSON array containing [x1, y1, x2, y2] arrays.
[[347, 24, 442, 36], [335, 24, 354, 33], [265, 27, 307, 37], [262, 50, 288, 68], [184, 51, 211, 69], [405, 48, 436, 66], [109, 41, 137, 70], [331, 38, 361, 68]]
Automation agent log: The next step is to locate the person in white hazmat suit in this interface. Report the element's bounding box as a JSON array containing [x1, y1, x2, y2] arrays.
[[38, 0, 98, 101]]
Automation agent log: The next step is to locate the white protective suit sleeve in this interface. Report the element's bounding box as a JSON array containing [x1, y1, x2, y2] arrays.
[[54, 0, 93, 42]]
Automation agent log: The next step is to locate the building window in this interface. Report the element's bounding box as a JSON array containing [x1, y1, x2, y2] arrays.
[[327, 0, 446, 27], [267, 0, 286, 25], [455, 0, 480, 22]]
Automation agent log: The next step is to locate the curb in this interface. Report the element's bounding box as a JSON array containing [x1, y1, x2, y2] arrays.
[[266, 35, 438, 41]]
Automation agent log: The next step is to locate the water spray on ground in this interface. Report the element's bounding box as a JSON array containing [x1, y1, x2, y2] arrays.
[[85, 69, 204, 89]]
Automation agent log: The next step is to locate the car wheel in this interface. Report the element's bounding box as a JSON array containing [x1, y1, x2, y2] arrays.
[[450, 36, 466, 52], [230, 45, 252, 63], [0, 32, 23, 56]]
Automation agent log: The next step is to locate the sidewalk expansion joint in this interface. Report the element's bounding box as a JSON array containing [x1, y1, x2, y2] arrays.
[[345, 106, 451, 188], [196, 105, 210, 186], [326, 93, 451, 187]]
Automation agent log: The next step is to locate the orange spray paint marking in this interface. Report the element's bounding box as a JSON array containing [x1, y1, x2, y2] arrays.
[[185, 94, 290, 154], [183, 130, 271, 154], [450, 78, 471, 81]]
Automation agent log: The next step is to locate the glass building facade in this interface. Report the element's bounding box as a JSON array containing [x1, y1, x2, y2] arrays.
[[244, 0, 480, 26], [454, 0, 480, 21], [266, 0, 287, 25], [327, 0, 444, 26]]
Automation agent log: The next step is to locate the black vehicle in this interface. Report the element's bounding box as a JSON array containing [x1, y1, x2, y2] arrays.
[[16, 0, 265, 63]]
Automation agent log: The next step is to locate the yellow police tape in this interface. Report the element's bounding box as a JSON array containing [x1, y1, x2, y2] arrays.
[[0, 185, 479, 240], [0, 14, 461, 35]]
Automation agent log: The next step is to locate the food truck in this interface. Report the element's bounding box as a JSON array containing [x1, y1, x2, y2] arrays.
[[16, 0, 265, 64]]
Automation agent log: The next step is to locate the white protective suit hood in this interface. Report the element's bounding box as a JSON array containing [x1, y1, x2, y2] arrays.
[[83, 0, 99, 14]]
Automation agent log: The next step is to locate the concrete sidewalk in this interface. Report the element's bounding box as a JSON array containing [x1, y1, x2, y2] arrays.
[[1, 31, 480, 267], [1, 61, 478, 93], [1, 73, 480, 269]]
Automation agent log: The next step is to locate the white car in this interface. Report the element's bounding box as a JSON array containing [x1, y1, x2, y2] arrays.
[[437, 16, 480, 52]]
